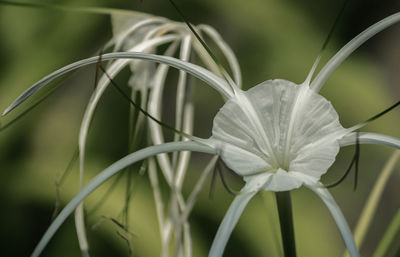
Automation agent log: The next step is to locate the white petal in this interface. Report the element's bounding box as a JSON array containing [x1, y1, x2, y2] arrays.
[[307, 184, 360, 257], [339, 132, 400, 149], [74, 205, 89, 257], [214, 141, 273, 176], [208, 192, 256, 257], [311, 12, 400, 92], [198, 24, 242, 87], [147, 43, 180, 185], [3, 52, 233, 116], [261, 169, 304, 192], [208, 173, 272, 257], [293, 173, 359, 257]]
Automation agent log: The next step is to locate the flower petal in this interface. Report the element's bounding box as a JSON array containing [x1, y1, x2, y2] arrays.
[[3, 52, 232, 116], [298, 174, 360, 257], [311, 186, 359, 257], [74, 205, 89, 257], [208, 173, 272, 257], [311, 12, 400, 92], [147, 43, 180, 185], [198, 24, 242, 87], [260, 169, 304, 191], [214, 142, 273, 176], [339, 132, 400, 149], [208, 192, 256, 257]]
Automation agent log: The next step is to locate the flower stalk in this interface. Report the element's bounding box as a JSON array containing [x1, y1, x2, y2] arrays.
[[276, 191, 297, 257]]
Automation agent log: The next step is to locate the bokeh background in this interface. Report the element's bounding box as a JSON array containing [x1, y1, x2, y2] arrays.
[[0, 0, 399, 256]]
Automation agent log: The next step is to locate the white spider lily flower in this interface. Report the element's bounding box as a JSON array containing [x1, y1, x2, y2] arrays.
[[206, 77, 355, 257], [204, 12, 400, 257], [3, 9, 400, 257]]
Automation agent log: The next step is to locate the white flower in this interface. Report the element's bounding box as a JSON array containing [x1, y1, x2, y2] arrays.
[[202, 11, 400, 257], [3, 9, 400, 257], [211, 79, 346, 187], [205, 77, 355, 257]]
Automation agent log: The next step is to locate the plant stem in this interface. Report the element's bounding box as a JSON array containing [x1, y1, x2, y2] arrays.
[[276, 191, 297, 257]]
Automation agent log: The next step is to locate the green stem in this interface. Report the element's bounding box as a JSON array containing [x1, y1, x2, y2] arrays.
[[276, 191, 297, 257]]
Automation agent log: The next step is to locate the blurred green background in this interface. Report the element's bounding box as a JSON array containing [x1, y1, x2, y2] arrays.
[[0, 0, 399, 256]]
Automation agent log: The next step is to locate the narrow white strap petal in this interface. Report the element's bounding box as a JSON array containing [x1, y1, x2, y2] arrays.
[[198, 24, 242, 88], [148, 158, 165, 237], [339, 132, 400, 149], [306, 183, 360, 257], [209, 173, 272, 257], [74, 205, 89, 257], [148, 44, 180, 185], [3, 52, 232, 116], [182, 156, 219, 221], [192, 39, 220, 76], [311, 12, 400, 92], [208, 191, 257, 257], [174, 36, 192, 137], [175, 104, 194, 189], [303, 55, 321, 86], [174, 36, 193, 189]]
